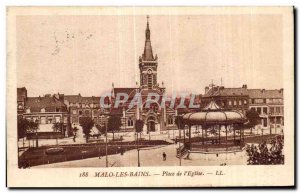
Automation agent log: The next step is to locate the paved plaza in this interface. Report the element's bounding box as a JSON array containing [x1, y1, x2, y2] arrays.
[[20, 127, 282, 168], [34, 143, 247, 168]]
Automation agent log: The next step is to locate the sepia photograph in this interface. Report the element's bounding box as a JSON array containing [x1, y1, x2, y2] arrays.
[[6, 6, 294, 187]]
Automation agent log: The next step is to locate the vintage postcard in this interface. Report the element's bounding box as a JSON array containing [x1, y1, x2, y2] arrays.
[[7, 7, 294, 187]]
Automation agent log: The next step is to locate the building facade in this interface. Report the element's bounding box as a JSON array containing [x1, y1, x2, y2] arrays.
[[248, 88, 284, 129], [64, 94, 110, 135], [201, 84, 284, 129], [201, 84, 249, 114], [18, 91, 70, 135]]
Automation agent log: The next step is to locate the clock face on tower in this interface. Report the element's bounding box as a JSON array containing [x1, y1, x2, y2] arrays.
[[147, 69, 152, 74]]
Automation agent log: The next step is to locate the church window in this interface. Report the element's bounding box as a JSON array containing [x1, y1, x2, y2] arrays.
[[147, 69, 153, 89], [127, 117, 134, 127], [168, 116, 174, 125], [148, 75, 153, 89]]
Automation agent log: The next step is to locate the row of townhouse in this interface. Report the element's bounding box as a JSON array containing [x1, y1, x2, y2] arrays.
[[17, 83, 284, 137], [17, 87, 200, 136], [201, 84, 284, 129], [17, 87, 110, 136]]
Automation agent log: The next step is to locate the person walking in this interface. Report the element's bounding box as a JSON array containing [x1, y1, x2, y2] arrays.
[[162, 152, 167, 161]]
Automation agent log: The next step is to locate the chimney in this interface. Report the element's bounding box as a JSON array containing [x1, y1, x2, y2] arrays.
[[59, 94, 64, 102], [205, 86, 209, 94], [279, 88, 284, 93]]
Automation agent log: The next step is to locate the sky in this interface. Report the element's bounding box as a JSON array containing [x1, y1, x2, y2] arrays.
[[16, 14, 283, 97]]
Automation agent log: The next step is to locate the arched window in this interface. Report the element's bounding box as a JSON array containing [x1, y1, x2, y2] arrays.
[[168, 116, 174, 125], [147, 69, 153, 89], [127, 117, 134, 127]]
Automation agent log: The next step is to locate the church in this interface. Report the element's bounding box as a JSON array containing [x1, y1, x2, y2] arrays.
[[109, 17, 177, 133]]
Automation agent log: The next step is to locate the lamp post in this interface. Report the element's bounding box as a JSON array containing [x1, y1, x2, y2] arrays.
[[135, 119, 143, 167], [105, 116, 108, 167], [176, 113, 182, 166]]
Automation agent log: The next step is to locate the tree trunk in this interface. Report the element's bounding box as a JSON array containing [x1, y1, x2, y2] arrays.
[[35, 131, 38, 148], [56, 128, 58, 146]]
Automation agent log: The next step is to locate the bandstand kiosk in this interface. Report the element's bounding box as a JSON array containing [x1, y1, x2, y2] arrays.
[[179, 100, 247, 154]]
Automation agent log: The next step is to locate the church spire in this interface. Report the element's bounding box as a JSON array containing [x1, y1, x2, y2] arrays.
[[146, 15, 150, 40], [143, 15, 154, 61]]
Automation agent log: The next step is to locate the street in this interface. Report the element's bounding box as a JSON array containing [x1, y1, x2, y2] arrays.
[[34, 143, 247, 168]]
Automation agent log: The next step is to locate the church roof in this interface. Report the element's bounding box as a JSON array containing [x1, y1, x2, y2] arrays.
[[113, 88, 137, 98]]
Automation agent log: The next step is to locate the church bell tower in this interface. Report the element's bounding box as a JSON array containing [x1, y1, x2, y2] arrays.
[[139, 16, 158, 90]]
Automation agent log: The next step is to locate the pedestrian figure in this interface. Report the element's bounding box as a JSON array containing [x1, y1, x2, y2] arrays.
[[162, 152, 166, 161], [73, 126, 78, 142]]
